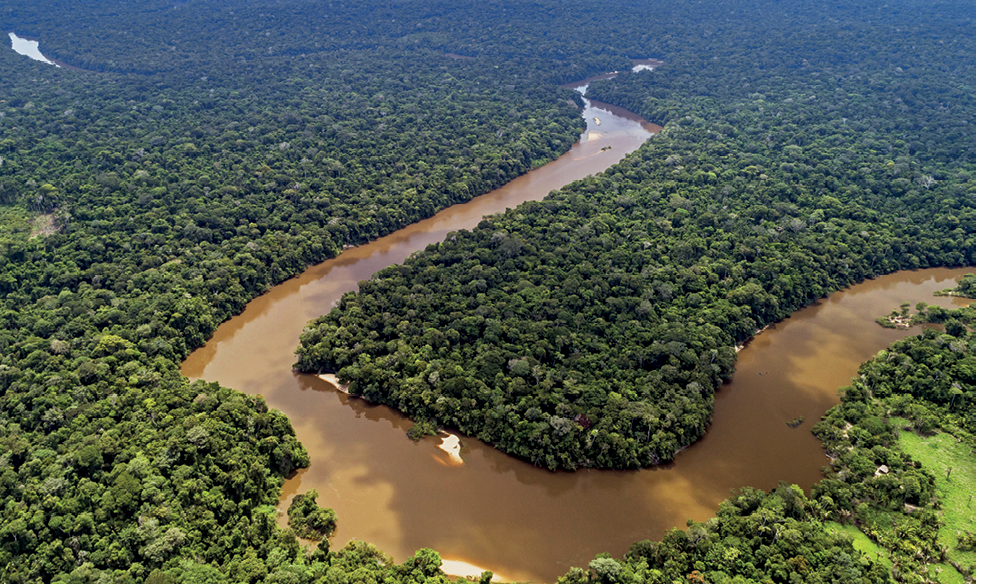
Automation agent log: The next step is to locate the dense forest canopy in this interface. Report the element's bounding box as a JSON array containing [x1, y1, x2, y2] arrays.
[[568, 306, 976, 584], [0, 0, 975, 582], [0, 11, 585, 581], [295, 0, 975, 469]]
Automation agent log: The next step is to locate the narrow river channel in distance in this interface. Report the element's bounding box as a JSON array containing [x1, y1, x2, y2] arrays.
[[181, 79, 975, 583]]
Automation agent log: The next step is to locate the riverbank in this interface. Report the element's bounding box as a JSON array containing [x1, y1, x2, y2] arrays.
[[189, 235, 973, 584], [176, 60, 974, 584], [182, 72, 660, 582]]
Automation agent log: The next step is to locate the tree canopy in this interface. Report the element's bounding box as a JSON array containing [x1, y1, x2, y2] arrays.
[[294, 0, 974, 470], [0, 0, 974, 581]]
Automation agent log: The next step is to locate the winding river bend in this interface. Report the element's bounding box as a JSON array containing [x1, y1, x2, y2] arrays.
[[181, 81, 974, 582]]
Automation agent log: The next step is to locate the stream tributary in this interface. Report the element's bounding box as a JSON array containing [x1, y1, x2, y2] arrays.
[[181, 77, 974, 583]]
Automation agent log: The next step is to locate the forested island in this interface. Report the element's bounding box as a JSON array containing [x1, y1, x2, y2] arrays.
[[0, 0, 975, 583]]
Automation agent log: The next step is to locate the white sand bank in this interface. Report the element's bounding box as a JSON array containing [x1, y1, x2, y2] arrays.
[[317, 373, 350, 394], [437, 432, 464, 465], [440, 559, 508, 582]]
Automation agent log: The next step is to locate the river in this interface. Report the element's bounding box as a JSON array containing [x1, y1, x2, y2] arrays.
[[181, 81, 974, 582]]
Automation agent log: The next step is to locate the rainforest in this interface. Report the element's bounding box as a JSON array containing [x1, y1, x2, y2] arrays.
[[0, 0, 974, 583]]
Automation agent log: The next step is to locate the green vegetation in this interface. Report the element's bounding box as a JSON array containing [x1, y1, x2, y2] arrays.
[[877, 299, 975, 333], [0, 206, 36, 245], [876, 302, 914, 329], [140, 543, 455, 584], [810, 309, 976, 581], [566, 307, 975, 584], [824, 523, 892, 570], [895, 426, 976, 580], [0, 0, 974, 581], [934, 273, 976, 298], [296, 0, 975, 470], [406, 420, 440, 442], [287, 490, 338, 541], [1, 1, 594, 580], [559, 484, 893, 584]]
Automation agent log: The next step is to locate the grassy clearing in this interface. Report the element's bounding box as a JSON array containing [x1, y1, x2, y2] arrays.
[[824, 523, 893, 570], [894, 424, 976, 580], [933, 563, 965, 584]]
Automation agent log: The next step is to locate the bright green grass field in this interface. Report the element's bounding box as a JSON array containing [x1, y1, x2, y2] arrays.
[[895, 427, 976, 584], [824, 523, 892, 570]]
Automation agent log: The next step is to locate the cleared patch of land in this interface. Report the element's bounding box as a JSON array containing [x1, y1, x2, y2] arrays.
[[29, 213, 58, 238], [824, 522, 893, 570], [895, 427, 976, 582]]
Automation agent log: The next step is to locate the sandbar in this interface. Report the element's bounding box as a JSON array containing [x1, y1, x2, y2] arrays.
[[437, 432, 464, 464], [317, 373, 350, 394], [440, 559, 508, 582]]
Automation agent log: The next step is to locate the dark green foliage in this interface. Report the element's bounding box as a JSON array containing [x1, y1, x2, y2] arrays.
[[956, 532, 975, 552], [140, 541, 456, 584], [406, 421, 439, 442], [0, 369, 310, 583], [955, 274, 976, 297], [878, 301, 975, 334], [1, 1, 591, 580], [0, 0, 974, 581], [3, 0, 646, 81], [561, 485, 890, 584], [287, 490, 337, 541], [563, 310, 975, 584], [296, 0, 974, 470]]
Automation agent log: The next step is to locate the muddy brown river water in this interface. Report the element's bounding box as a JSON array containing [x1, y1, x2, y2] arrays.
[[181, 82, 974, 583]]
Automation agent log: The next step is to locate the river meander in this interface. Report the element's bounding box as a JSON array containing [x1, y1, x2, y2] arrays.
[[181, 81, 974, 582]]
